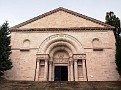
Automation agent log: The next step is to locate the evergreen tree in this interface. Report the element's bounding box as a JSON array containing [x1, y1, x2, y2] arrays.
[[105, 11, 121, 76], [0, 22, 12, 77], [116, 36, 121, 76], [105, 12, 120, 41]]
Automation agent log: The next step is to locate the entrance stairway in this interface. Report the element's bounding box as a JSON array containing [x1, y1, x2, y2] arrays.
[[0, 80, 121, 90]]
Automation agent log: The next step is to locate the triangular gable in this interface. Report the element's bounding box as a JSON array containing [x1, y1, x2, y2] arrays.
[[11, 7, 114, 29]]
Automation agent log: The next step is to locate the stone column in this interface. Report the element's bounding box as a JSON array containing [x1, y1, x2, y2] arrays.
[[70, 61, 74, 81], [35, 59, 40, 81], [44, 59, 48, 81], [82, 59, 86, 81], [74, 60, 78, 81], [49, 60, 53, 81], [69, 58, 74, 81]]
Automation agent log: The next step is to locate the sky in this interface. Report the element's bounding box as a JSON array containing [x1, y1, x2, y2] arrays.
[[0, 0, 121, 27]]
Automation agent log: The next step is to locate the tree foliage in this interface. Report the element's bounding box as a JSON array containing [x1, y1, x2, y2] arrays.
[[105, 11, 121, 76], [0, 22, 12, 77]]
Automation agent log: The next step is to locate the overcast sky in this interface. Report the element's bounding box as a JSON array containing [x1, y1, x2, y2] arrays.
[[0, 0, 121, 27]]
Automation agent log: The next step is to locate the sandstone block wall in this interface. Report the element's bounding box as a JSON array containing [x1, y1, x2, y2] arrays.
[[4, 30, 119, 81]]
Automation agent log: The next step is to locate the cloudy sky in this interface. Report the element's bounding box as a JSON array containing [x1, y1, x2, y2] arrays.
[[0, 0, 121, 27]]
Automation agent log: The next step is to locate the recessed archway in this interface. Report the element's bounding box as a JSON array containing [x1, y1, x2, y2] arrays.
[[37, 34, 84, 54], [48, 44, 72, 81], [35, 34, 86, 81]]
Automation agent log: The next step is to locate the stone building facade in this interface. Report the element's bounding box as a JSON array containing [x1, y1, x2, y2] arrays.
[[5, 7, 119, 81]]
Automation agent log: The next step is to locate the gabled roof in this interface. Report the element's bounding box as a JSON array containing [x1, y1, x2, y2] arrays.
[[11, 7, 114, 29]]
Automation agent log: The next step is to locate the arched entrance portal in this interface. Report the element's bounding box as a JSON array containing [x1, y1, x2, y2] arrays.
[[35, 34, 87, 81], [54, 50, 69, 81]]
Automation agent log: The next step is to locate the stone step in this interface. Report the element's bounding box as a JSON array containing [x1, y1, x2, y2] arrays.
[[0, 81, 121, 90]]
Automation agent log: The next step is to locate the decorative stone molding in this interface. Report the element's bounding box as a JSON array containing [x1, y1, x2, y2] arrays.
[[73, 54, 86, 60], [38, 34, 84, 54], [40, 34, 81, 49], [69, 57, 73, 61], [36, 54, 49, 60], [54, 58, 68, 63], [10, 27, 114, 32], [69, 57, 73, 65]]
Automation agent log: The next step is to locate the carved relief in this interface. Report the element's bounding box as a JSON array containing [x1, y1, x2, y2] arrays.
[[54, 58, 68, 63], [53, 50, 69, 63], [58, 53, 64, 58], [54, 51, 68, 58], [73, 54, 86, 59], [36, 54, 49, 60]]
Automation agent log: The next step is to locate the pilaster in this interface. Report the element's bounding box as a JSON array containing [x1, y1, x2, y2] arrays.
[[49, 59, 53, 81], [69, 57, 73, 81], [35, 59, 40, 81]]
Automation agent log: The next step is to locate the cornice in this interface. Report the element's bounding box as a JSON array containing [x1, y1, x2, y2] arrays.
[[10, 27, 114, 32]]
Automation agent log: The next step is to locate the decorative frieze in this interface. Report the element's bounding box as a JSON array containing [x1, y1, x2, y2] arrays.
[[54, 58, 68, 63], [73, 54, 86, 60], [36, 54, 49, 60], [40, 34, 80, 48], [10, 27, 113, 32]]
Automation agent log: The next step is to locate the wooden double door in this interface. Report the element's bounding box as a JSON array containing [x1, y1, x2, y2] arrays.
[[54, 66, 68, 81]]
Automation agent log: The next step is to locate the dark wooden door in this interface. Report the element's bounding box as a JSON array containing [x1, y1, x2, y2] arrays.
[[54, 66, 68, 81]]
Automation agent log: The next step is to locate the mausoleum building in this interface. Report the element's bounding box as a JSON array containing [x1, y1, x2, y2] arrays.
[[5, 7, 119, 81]]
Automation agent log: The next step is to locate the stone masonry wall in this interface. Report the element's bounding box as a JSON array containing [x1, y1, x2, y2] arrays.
[[4, 30, 119, 81]]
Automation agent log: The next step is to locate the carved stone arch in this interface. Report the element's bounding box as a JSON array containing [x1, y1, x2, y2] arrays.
[[44, 39, 77, 53], [46, 41, 76, 54], [49, 46, 73, 57], [37, 34, 84, 54]]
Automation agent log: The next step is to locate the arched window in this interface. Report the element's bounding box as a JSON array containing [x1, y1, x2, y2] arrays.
[[20, 39, 30, 51], [92, 38, 103, 51], [23, 39, 30, 48]]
